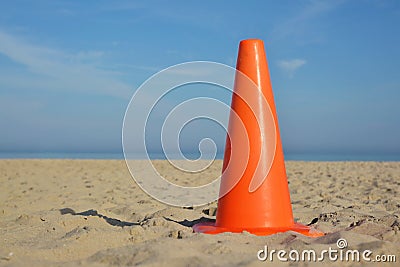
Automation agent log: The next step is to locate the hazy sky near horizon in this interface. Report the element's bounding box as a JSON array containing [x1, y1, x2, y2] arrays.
[[0, 1, 399, 155]]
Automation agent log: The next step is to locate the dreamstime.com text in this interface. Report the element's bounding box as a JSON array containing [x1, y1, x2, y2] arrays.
[[257, 238, 396, 263]]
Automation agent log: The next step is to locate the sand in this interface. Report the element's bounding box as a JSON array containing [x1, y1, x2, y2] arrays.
[[0, 159, 399, 266]]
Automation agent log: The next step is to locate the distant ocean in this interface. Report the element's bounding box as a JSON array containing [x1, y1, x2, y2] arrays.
[[0, 152, 399, 161]]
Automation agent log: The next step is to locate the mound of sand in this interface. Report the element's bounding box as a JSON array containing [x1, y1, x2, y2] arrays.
[[0, 160, 399, 266]]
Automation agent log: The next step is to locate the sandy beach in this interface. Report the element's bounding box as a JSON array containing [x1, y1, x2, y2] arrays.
[[0, 159, 399, 266]]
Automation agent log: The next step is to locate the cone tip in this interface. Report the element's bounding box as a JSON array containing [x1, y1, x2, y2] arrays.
[[240, 39, 264, 45]]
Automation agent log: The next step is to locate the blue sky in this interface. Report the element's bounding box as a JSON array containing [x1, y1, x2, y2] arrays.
[[0, 0, 399, 157]]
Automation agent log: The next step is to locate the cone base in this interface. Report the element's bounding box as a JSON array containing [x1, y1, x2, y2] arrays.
[[193, 222, 324, 237]]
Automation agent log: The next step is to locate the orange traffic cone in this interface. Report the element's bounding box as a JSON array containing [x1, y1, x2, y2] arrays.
[[193, 39, 324, 237]]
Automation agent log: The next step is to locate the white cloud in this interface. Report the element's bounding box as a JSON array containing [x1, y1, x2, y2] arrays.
[[0, 30, 132, 99], [71, 50, 105, 62], [277, 59, 307, 77]]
